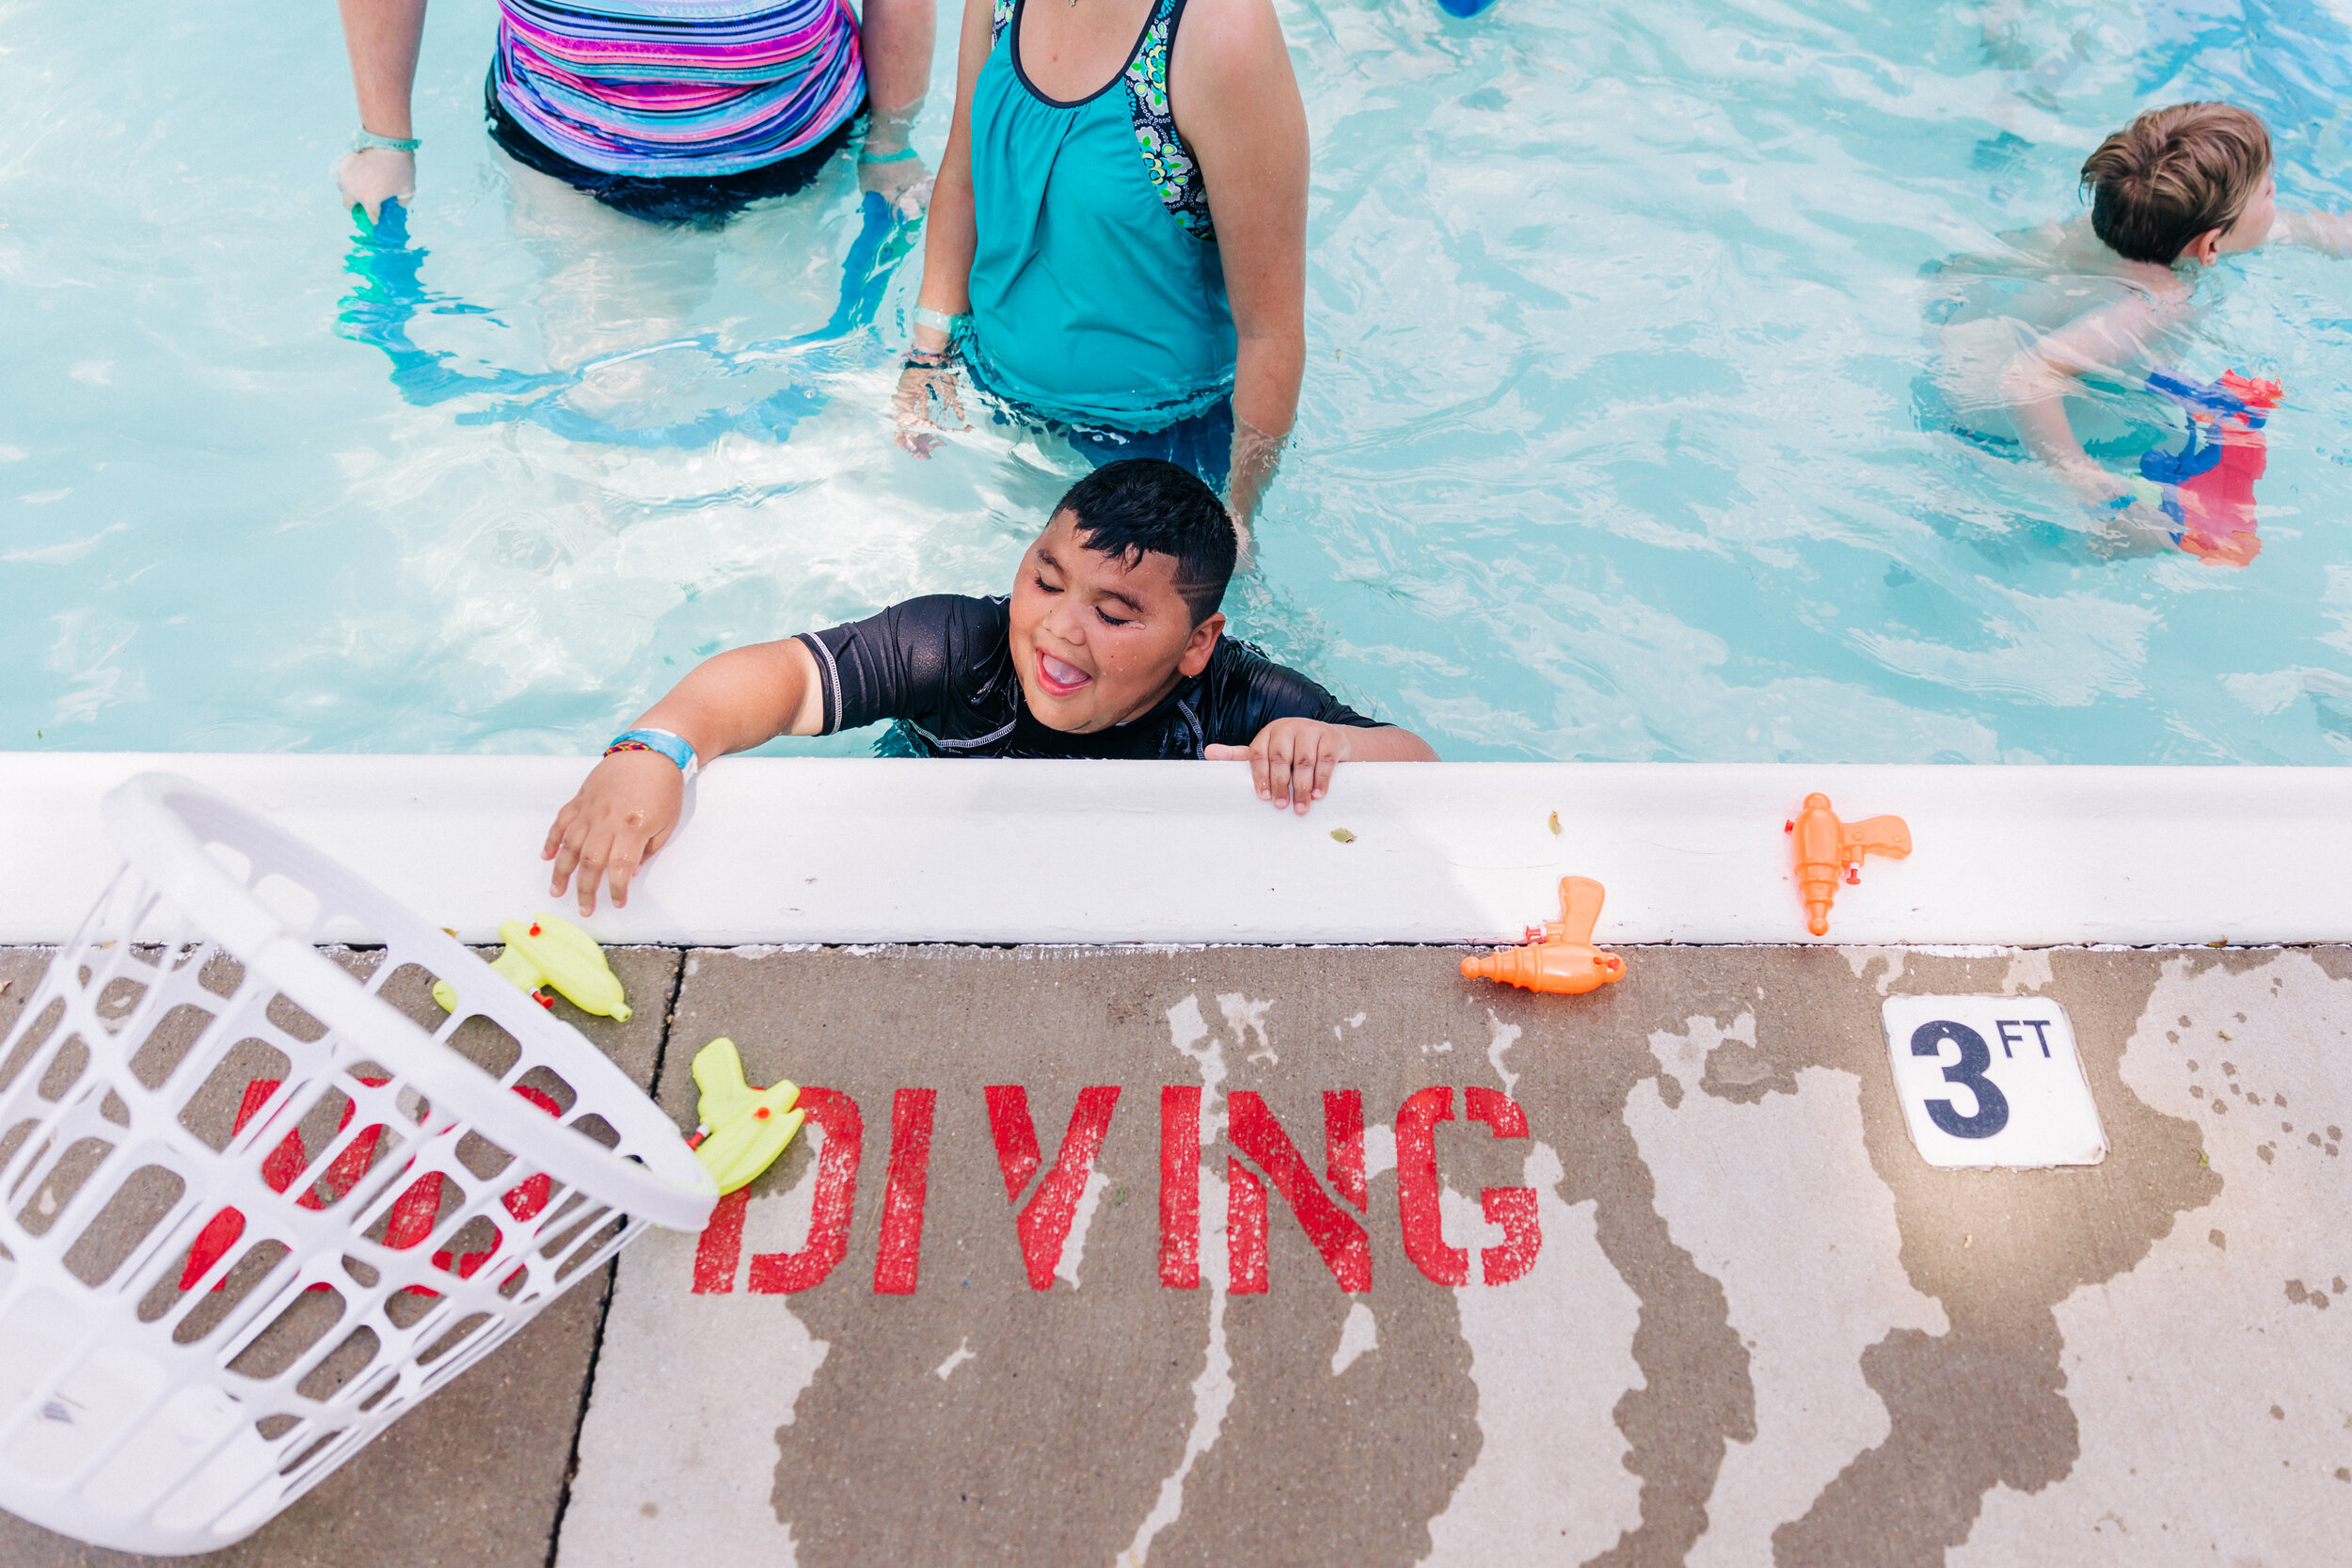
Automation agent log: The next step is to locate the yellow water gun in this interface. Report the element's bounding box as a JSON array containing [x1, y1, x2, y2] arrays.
[[687, 1037, 806, 1195], [433, 912, 631, 1021]]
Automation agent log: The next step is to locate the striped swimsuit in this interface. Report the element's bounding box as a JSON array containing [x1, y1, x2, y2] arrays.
[[493, 0, 866, 179]]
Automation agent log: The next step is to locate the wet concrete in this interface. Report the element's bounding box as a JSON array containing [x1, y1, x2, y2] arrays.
[[7, 943, 2352, 1565]]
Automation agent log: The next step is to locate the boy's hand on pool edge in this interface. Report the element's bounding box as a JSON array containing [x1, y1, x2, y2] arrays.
[[543, 751, 685, 916], [1208, 719, 1435, 816]]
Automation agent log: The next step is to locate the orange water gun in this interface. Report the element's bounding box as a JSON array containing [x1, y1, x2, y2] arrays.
[[1787, 793, 1910, 936], [1461, 876, 1627, 995]]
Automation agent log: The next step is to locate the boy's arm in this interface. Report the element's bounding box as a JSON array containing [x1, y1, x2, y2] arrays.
[[544, 639, 828, 915], [2271, 208, 2352, 257], [1205, 721, 1438, 816], [1998, 293, 2175, 512]]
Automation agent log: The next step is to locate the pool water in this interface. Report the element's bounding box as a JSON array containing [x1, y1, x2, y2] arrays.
[[8, 0, 2352, 764]]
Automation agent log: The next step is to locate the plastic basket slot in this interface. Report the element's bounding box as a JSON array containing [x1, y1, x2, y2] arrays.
[[367, 961, 447, 1014], [413, 1310, 492, 1369], [353, 1369, 401, 1413], [125, 1004, 219, 1091], [567, 1112, 621, 1152], [0, 1110, 35, 1166], [166, 1239, 290, 1343], [32, 1031, 93, 1106], [0, 997, 66, 1095], [511, 1065, 578, 1119], [175, 1040, 293, 1154], [550, 1212, 629, 1287], [277, 1426, 348, 1481], [91, 973, 155, 1036], [293, 1323, 381, 1405], [13, 1134, 117, 1239], [261, 991, 327, 1047], [194, 950, 245, 1002], [439, 1012, 522, 1081], [60, 1164, 190, 1290], [224, 1283, 345, 1385]]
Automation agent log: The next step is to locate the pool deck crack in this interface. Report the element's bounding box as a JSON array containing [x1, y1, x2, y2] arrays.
[[540, 949, 689, 1568]]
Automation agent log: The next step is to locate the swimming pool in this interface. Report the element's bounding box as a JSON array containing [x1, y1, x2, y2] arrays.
[[7, 0, 2352, 765]]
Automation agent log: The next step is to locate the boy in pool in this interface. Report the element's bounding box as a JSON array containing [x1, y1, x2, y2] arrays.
[[1986, 103, 2350, 546], [542, 458, 1438, 914]]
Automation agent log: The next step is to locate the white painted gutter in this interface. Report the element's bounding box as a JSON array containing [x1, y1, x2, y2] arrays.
[[0, 754, 2343, 947]]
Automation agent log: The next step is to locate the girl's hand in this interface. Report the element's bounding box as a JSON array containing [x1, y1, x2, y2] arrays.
[[543, 751, 686, 916], [1206, 718, 1357, 816], [337, 147, 415, 223], [860, 150, 935, 219], [892, 358, 968, 456]]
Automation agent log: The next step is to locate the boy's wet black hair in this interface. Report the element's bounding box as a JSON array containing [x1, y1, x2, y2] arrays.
[[1055, 458, 1237, 626]]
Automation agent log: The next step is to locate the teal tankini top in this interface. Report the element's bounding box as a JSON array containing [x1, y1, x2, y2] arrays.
[[963, 0, 1234, 434]]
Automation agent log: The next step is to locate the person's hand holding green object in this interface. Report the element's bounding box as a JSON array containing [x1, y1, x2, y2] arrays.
[[338, 143, 416, 223]]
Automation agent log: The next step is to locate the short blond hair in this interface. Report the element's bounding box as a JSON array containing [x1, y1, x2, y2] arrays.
[[2082, 103, 2272, 262]]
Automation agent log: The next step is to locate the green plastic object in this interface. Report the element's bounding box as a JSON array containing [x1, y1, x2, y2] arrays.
[[431, 912, 631, 1021], [691, 1037, 806, 1196]]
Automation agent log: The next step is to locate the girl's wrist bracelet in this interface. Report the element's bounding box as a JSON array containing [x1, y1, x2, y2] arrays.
[[913, 306, 968, 338], [861, 145, 920, 165], [904, 347, 956, 370], [604, 727, 699, 784], [352, 129, 421, 154]]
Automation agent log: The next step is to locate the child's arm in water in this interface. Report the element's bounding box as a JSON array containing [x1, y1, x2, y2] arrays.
[[1999, 290, 2182, 541], [2270, 208, 2352, 256], [1206, 719, 1438, 816], [544, 639, 827, 915]]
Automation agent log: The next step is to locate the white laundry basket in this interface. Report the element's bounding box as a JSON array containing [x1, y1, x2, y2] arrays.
[[0, 772, 716, 1556]]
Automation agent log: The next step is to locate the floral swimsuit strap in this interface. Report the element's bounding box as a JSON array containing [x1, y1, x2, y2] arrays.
[[1122, 0, 1215, 241], [993, 0, 1213, 242]]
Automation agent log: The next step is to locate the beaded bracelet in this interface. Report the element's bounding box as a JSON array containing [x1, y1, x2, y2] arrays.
[[604, 727, 699, 784], [903, 347, 956, 371]]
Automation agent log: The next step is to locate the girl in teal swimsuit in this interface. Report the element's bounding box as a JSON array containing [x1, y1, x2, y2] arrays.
[[891, 0, 1306, 519]]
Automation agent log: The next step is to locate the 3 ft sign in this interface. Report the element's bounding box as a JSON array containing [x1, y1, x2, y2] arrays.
[[1882, 996, 2108, 1169], [691, 1085, 1542, 1296]]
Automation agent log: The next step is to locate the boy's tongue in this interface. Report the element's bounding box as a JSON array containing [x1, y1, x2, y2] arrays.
[[1038, 651, 1091, 694]]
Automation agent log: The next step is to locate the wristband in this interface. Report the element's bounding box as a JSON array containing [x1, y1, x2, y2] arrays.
[[861, 145, 920, 165], [913, 306, 968, 338], [351, 129, 421, 154], [605, 727, 699, 784]]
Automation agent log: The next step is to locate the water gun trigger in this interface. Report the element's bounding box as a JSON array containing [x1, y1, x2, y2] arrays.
[[1837, 815, 1912, 866]]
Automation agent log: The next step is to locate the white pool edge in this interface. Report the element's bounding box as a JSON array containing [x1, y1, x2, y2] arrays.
[[0, 753, 2344, 948]]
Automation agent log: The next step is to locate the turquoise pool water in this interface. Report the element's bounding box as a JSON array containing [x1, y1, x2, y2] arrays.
[[8, 0, 2352, 763]]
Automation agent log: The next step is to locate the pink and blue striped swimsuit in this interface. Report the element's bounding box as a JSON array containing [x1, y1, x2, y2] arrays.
[[494, 0, 865, 178]]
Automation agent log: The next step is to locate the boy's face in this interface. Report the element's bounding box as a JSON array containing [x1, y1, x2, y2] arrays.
[[2217, 175, 2277, 254], [1008, 511, 1224, 733]]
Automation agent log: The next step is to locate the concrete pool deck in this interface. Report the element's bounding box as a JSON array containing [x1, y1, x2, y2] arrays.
[[7, 938, 2352, 1567]]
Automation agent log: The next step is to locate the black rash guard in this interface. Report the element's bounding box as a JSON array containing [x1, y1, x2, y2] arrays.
[[796, 594, 1384, 759]]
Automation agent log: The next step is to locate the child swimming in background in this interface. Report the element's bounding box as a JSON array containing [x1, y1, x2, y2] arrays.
[[541, 459, 1438, 914], [1931, 103, 2351, 552]]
